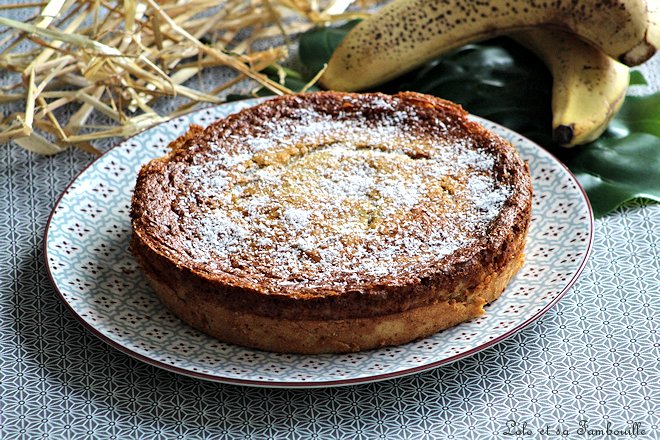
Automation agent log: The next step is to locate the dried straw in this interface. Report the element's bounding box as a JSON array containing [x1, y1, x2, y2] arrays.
[[0, 0, 373, 155]]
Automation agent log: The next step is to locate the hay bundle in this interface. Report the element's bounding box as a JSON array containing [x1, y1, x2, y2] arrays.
[[0, 0, 369, 154]]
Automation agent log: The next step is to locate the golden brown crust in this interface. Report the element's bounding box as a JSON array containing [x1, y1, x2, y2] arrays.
[[130, 91, 532, 352], [135, 250, 525, 354]]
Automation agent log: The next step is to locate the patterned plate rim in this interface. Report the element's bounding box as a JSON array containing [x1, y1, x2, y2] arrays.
[[43, 98, 594, 388]]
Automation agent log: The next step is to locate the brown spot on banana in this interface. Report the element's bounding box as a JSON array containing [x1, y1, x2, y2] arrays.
[[320, 0, 655, 92], [510, 28, 629, 147]]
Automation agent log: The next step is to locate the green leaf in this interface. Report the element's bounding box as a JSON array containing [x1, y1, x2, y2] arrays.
[[604, 93, 660, 139], [571, 172, 657, 218], [568, 134, 660, 188], [298, 19, 361, 77], [567, 133, 660, 217], [629, 70, 647, 86]]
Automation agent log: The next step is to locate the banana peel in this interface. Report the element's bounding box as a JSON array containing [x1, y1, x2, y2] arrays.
[[320, 0, 655, 91], [509, 29, 629, 147]]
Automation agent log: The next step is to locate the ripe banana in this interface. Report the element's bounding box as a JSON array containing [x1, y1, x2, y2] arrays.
[[510, 29, 629, 147], [320, 0, 657, 91], [649, 0, 660, 48]]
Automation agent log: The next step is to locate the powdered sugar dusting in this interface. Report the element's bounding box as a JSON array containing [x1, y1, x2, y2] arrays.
[[283, 208, 311, 231], [168, 100, 514, 287]]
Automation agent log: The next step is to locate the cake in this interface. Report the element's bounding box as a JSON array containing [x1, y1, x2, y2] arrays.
[[130, 91, 533, 354]]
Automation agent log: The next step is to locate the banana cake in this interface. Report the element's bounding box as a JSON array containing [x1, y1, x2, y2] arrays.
[[130, 91, 533, 354]]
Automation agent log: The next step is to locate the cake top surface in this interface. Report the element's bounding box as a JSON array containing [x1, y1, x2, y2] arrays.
[[131, 92, 530, 296]]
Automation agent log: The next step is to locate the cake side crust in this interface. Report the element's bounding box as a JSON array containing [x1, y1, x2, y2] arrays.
[[134, 242, 525, 354]]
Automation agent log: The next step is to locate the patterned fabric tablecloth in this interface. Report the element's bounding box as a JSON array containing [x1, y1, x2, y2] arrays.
[[1, 14, 658, 437]]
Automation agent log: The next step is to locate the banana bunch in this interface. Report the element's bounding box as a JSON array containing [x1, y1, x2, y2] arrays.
[[319, 0, 659, 147]]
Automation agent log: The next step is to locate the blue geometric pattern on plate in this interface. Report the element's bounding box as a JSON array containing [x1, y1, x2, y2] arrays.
[[45, 98, 593, 387]]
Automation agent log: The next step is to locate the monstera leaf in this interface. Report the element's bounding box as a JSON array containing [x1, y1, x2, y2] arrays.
[[561, 92, 660, 216], [297, 22, 660, 218], [299, 19, 363, 77]]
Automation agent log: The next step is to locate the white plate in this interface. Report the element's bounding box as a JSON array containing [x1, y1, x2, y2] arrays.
[[45, 98, 593, 387]]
